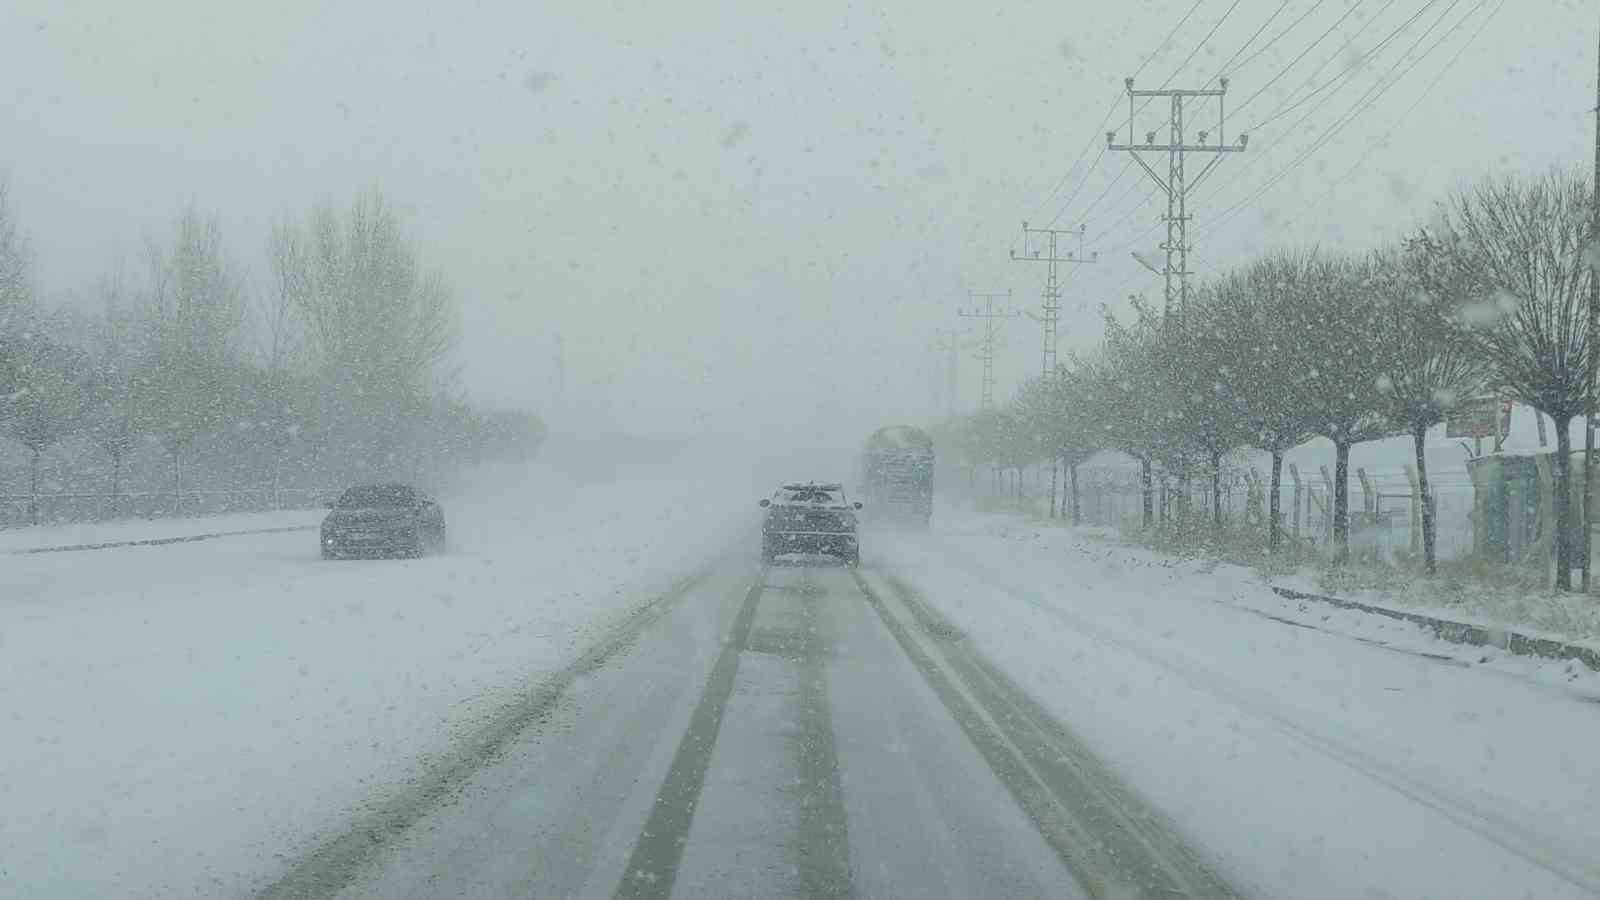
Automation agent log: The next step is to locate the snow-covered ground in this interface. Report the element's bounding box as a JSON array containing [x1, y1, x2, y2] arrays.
[[1271, 564, 1600, 650], [0, 508, 321, 554], [0, 442, 757, 898], [870, 510, 1600, 899]]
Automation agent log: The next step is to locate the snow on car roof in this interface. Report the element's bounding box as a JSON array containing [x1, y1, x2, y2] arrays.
[[780, 481, 842, 491]]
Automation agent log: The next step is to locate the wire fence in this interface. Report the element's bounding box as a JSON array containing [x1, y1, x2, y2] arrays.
[[1055, 464, 1482, 563], [0, 487, 335, 530]]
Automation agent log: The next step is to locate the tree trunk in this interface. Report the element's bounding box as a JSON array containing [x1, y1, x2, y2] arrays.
[[1333, 440, 1351, 564], [1211, 451, 1224, 537], [1269, 452, 1283, 552], [1554, 415, 1575, 591], [1070, 463, 1081, 526], [1413, 426, 1436, 576], [110, 452, 123, 519], [173, 449, 184, 517], [29, 449, 40, 526], [1049, 455, 1058, 519], [1140, 457, 1153, 529]]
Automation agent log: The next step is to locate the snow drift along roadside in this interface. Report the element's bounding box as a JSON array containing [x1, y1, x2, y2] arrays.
[[0, 452, 754, 899]]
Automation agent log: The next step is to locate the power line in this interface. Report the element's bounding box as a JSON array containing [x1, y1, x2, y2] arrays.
[[1159, 0, 1244, 88], [1231, 0, 1369, 121], [1193, 0, 1454, 213], [1029, 92, 1120, 221], [1301, 0, 1503, 209], [1204, 0, 1294, 87], [1197, 0, 1477, 240], [1248, 0, 1443, 133], [1037, 0, 1208, 224], [1245, 0, 1401, 128], [1093, 180, 1163, 241], [1110, 0, 1221, 139], [1045, 144, 1109, 226], [1078, 157, 1136, 222], [1223, 0, 1330, 78]]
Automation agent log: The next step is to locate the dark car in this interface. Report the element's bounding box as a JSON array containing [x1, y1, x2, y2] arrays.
[[759, 482, 862, 565], [321, 483, 446, 559]]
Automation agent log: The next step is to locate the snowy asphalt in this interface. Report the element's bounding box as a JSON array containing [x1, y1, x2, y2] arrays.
[[258, 550, 1232, 900]]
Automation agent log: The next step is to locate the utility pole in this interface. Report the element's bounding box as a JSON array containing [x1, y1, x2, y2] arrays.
[[1584, 15, 1599, 592], [1107, 77, 1248, 320], [1011, 222, 1097, 377], [958, 290, 1017, 410]]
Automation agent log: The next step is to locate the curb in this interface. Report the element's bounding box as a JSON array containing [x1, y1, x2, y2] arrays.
[[1270, 586, 1600, 673], [8, 524, 318, 555]]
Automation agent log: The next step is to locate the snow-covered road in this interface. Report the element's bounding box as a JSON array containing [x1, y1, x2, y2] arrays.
[[9, 490, 1600, 899], [873, 514, 1600, 900], [308, 556, 1228, 900]]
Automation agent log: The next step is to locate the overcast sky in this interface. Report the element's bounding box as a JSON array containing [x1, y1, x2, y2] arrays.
[[2, 0, 1594, 442]]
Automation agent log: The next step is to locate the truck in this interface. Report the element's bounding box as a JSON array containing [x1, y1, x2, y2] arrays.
[[860, 425, 935, 527]]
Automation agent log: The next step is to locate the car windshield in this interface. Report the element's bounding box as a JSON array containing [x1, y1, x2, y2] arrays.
[[337, 485, 415, 509]]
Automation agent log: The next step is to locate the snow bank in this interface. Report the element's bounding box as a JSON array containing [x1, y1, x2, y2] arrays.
[[1, 443, 755, 898], [0, 508, 321, 554]]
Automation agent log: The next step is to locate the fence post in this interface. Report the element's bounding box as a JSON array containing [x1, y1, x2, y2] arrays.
[[1320, 465, 1335, 541], [1288, 464, 1302, 543]]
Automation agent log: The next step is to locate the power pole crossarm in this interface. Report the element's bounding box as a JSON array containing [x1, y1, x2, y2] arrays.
[[1106, 76, 1248, 321], [958, 290, 1018, 410], [1011, 222, 1097, 378]]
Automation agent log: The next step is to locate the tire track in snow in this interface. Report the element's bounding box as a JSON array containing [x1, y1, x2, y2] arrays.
[[793, 568, 853, 899], [849, 566, 1239, 900], [612, 573, 765, 899], [916, 538, 1600, 897], [254, 565, 717, 900]]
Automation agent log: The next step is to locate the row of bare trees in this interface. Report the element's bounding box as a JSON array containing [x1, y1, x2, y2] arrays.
[[0, 182, 544, 524], [945, 169, 1598, 589]]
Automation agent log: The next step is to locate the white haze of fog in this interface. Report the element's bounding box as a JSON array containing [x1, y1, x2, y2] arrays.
[[2, 0, 1595, 444]]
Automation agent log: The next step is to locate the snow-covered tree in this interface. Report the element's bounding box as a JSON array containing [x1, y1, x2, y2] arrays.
[[1205, 256, 1319, 551], [137, 208, 243, 512], [1368, 247, 1489, 575], [1414, 170, 1596, 589], [282, 191, 458, 474], [5, 335, 86, 524]]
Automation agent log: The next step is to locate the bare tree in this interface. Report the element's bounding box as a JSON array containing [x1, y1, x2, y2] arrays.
[[84, 268, 145, 517], [262, 220, 310, 371], [1415, 170, 1596, 589], [1369, 247, 1489, 575]]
